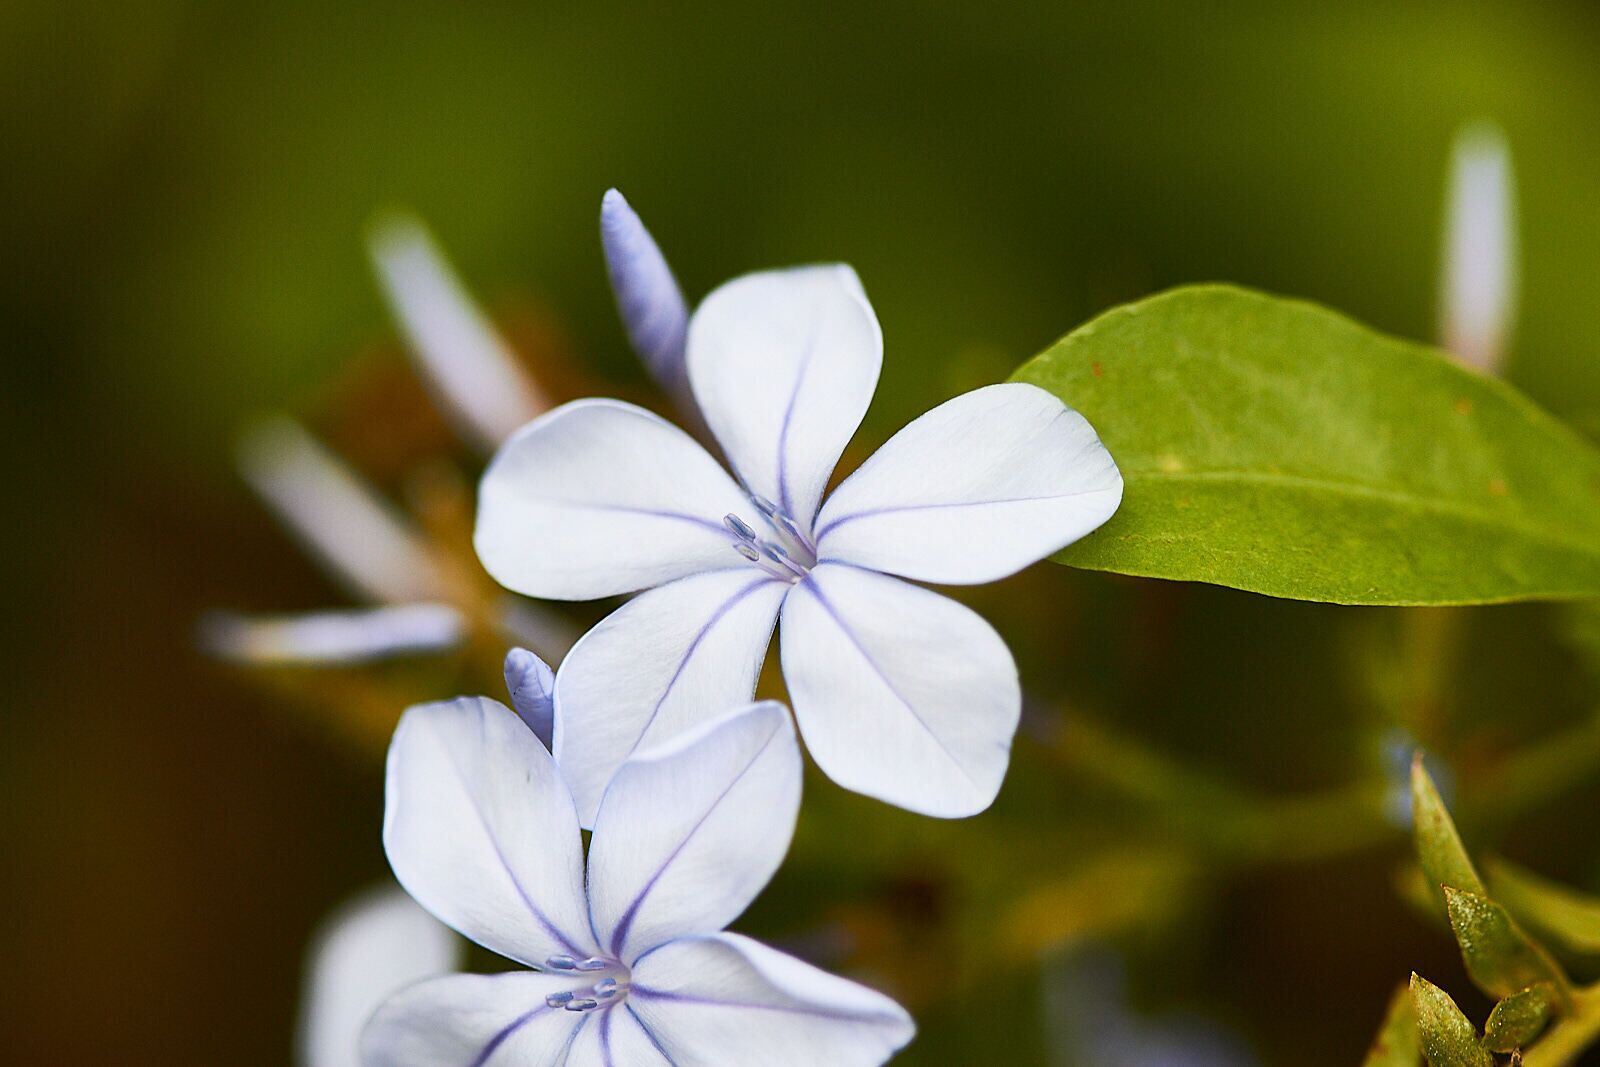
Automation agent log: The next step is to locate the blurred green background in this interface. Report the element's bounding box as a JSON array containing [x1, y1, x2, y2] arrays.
[[5, 2, 1600, 1063]]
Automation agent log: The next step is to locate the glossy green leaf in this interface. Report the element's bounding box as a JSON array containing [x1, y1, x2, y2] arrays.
[[1411, 974, 1492, 1067], [1363, 983, 1422, 1067], [1482, 984, 1556, 1053], [1487, 858, 1600, 955], [1411, 755, 1486, 908], [1011, 285, 1600, 605], [1444, 887, 1567, 1000]]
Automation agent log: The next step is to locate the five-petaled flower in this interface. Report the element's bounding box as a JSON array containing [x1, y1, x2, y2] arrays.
[[475, 265, 1123, 821], [364, 696, 914, 1066]]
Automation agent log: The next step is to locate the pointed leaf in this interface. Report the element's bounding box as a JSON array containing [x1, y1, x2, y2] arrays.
[[1011, 285, 1600, 605], [1411, 974, 1493, 1067], [1482, 984, 1556, 1053], [1487, 858, 1600, 955], [1412, 755, 1486, 909], [1363, 982, 1422, 1067], [1444, 887, 1567, 1000]]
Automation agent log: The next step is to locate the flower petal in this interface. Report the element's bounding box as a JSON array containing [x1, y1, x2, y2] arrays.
[[780, 563, 1020, 817], [600, 190, 693, 416], [368, 214, 548, 452], [630, 933, 915, 1067], [298, 885, 461, 1067], [503, 647, 557, 750], [814, 383, 1123, 584], [564, 1005, 676, 1067], [588, 703, 801, 964], [553, 569, 788, 827], [384, 697, 597, 969], [687, 266, 881, 533], [359, 972, 581, 1067], [476, 399, 752, 600]]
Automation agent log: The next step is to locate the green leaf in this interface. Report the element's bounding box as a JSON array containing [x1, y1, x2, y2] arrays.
[[1363, 983, 1422, 1067], [1011, 285, 1600, 605], [1487, 858, 1600, 955], [1483, 984, 1557, 1053], [1411, 755, 1486, 907], [1410, 974, 1493, 1067], [1444, 887, 1567, 1000]]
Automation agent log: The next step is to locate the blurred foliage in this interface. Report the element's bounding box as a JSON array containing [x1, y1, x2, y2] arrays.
[[8, 2, 1600, 1065]]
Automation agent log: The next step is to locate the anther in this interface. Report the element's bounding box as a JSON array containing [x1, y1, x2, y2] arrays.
[[545, 991, 574, 1007], [564, 998, 600, 1012], [545, 955, 579, 970], [576, 958, 611, 972], [724, 514, 758, 541], [733, 542, 762, 563], [749, 495, 778, 517], [593, 978, 619, 999]]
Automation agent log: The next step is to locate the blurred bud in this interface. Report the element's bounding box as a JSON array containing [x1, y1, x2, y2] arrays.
[[238, 418, 447, 604], [200, 603, 466, 665], [600, 189, 696, 420], [1439, 122, 1518, 374], [1042, 946, 1257, 1067], [368, 213, 547, 451], [296, 885, 460, 1067]]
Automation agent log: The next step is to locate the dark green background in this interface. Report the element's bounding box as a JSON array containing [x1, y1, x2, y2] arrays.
[[5, 2, 1600, 1063]]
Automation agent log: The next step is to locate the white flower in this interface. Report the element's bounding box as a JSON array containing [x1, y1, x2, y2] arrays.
[[298, 885, 461, 1067], [475, 265, 1123, 820], [364, 698, 914, 1066], [1439, 121, 1517, 374]]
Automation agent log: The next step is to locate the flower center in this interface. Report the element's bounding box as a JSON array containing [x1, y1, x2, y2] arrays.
[[724, 496, 817, 583], [541, 955, 632, 1013]]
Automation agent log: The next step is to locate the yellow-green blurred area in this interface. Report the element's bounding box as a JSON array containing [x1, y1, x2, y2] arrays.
[[6, 2, 1600, 1063]]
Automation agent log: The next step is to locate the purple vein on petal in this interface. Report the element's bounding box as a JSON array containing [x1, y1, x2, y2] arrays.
[[606, 727, 782, 959]]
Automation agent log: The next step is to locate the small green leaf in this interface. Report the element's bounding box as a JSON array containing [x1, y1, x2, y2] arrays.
[[1483, 984, 1556, 1053], [1011, 286, 1600, 605], [1411, 755, 1486, 907], [1411, 974, 1493, 1067], [1487, 857, 1600, 955], [1444, 887, 1567, 1000], [1363, 983, 1422, 1067]]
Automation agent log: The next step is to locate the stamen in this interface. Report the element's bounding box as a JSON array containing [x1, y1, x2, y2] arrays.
[[724, 513, 758, 541], [749, 495, 778, 518], [733, 542, 762, 563], [545, 955, 579, 970], [545, 991, 574, 1007], [593, 978, 619, 999], [575, 957, 611, 971], [564, 998, 600, 1012], [761, 543, 809, 580]]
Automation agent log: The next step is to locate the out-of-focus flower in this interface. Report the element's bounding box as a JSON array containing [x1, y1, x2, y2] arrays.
[[297, 885, 461, 1067], [1042, 947, 1257, 1067], [205, 226, 580, 667], [365, 698, 913, 1065], [476, 265, 1123, 821], [1439, 121, 1517, 374], [369, 214, 549, 454]]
